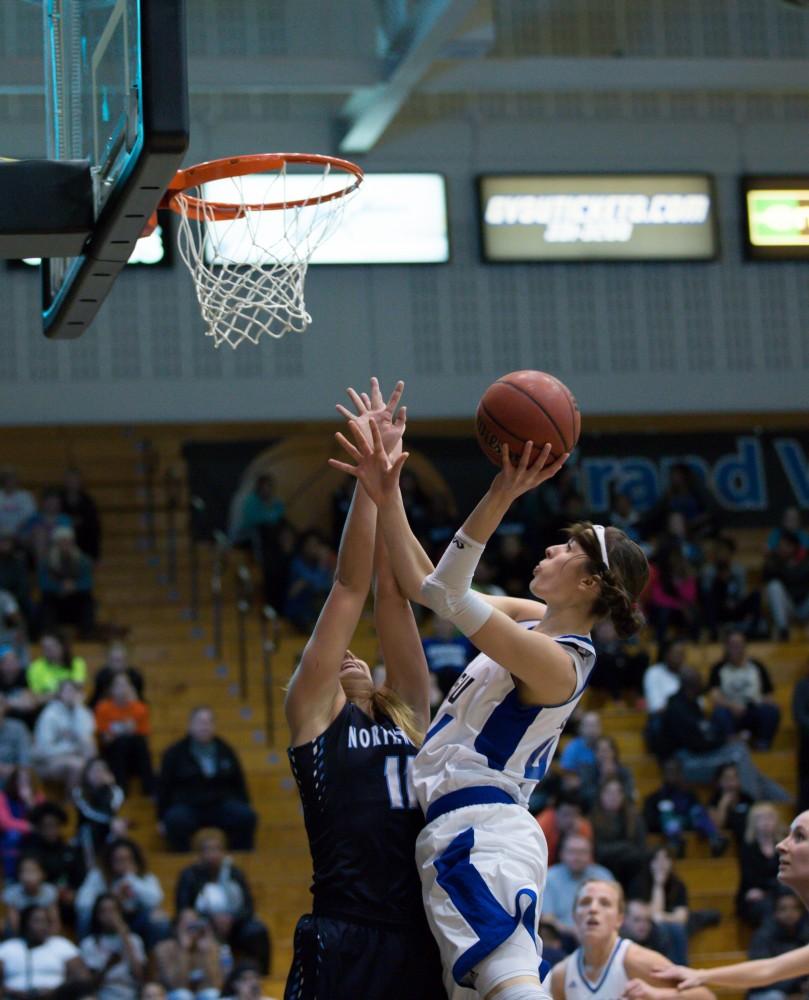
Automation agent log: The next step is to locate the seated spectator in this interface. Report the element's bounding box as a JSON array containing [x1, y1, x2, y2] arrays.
[[0, 694, 32, 782], [0, 528, 33, 625], [644, 757, 727, 858], [60, 469, 102, 563], [589, 777, 647, 888], [737, 802, 784, 928], [708, 630, 781, 749], [559, 710, 601, 775], [746, 889, 809, 1000], [143, 984, 168, 1000], [621, 898, 678, 962], [420, 614, 474, 698], [73, 758, 127, 862], [76, 838, 169, 947], [627, 846, 690, 965], [0, 469, 37, 540], [707, 761, 755, 846], [282, 531, 334, 634], [589, 619, 649, 703], [659, 511, 704, 569], [152, 909, 224, 1000], [0, 591, 29, 663], [645, 544, 700, 648], [700, 536, 763, 640], [0, 767, 45, 879], [643, 640, 686, 715], [795, 660, 809, 813], [0, 904, 92, 999], [177, 828, 270, 974], [38, 525, 95, 637], [20, 802, 86, 921], [32, 679, 96, 792], [95, 675, 154, 795], [27, 631, 87, 697], [659, 667, 789, 803], [233, 474, 285, 545], [79, 893, 145, 1000], [221, 959, 279, 1000], [768, 506, 809, 552], [535, 791, 594, 867], [645, 462, 717, 540], [643, 639, 686, 754], [0, 647, 44, 727], [3, 855, 60, 936], [157, 707, 257, 852], [579, 736, 635, 812], [88, 643, 145, 709], [541, 834, 615, 947], [609, 488, 644, 546], [22, 489, 73, 564], [763, 531, 809, 640]]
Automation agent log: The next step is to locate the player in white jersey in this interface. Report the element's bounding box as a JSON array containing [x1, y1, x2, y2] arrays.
[[550, 880, 714, 1000], [330, 406, 650, 1000]]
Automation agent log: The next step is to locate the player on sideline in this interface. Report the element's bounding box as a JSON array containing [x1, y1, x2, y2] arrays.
[[548, 879, 714, 1000], [330, 409, 650, 1000], [284, 379, 445, 1000], [651, 810, 809, 995]]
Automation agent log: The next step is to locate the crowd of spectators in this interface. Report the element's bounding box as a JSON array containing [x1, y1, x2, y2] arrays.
[[0, 631, 271, 997], [4, 453, 805, 996]]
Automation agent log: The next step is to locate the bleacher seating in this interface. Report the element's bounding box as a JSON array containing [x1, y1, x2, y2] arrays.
[[3, 422, 806, 995]]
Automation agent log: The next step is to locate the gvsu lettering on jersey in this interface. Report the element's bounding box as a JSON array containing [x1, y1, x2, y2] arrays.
[[347, 724, 409, 749]]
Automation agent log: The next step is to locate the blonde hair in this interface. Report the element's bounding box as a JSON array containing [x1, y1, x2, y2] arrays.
[[372, 687, 424, 748], [745, 802, 786, 844], [573, 878, 625, 914]]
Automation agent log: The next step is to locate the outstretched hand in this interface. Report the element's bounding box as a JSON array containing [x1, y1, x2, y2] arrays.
[[490, 441, 570, 502], [620, 979, 660, 1000], [651, 965, 704, 991], [329, 419, 408, 506], [335, 377, 406, 455]]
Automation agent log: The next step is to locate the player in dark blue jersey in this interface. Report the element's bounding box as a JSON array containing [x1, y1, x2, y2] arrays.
[[283, 378, 446, 1000]]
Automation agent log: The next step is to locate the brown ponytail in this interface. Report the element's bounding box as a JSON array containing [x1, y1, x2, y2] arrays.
[[568, 522, 649, 639]]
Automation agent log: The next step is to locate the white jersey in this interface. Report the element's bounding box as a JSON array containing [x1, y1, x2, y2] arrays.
[[413, 623, 596, 813], [564, 938, 631, 1000]]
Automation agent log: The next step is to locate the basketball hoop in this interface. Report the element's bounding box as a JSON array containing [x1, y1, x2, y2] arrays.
[[157, 153, 364, 349]]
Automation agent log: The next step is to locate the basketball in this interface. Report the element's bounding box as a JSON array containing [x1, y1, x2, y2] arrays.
[[475, 370, 581, 467]]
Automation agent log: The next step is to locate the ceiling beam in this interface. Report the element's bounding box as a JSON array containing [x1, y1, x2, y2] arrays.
[[421, 56, 809, 94], [2, 54, 807, 100], [338, 0, 482, 154]]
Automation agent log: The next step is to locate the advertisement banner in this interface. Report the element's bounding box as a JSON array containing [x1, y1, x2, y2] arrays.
[[183, 429, 809, 539]]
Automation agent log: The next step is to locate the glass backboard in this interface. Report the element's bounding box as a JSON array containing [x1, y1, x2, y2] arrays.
[[42, 0, 188, 338]]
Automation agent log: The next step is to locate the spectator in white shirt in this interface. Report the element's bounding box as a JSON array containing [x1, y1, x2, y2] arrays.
[[644, 639, 687, 755], [76, 838, 169, 948], [0, 470, 36, 540], [79, 893, 145, 1000], [0, 903, 92, 999], [31, 680, 96, 792]]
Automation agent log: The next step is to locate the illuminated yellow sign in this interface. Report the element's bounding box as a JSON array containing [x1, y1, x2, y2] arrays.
[[747, 190, 809, 246]]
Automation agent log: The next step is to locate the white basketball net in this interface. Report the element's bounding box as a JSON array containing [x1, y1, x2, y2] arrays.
[[174, 162, 358, 349]]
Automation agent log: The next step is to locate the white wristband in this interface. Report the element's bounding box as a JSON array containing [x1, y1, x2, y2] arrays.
[[432, 528, 486, 597]]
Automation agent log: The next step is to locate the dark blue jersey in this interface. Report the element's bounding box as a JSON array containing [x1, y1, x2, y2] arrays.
[[288, 701, 425, 926]]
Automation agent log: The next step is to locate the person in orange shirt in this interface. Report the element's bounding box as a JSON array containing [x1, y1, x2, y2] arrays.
[[94, 674, 154, 795], [536, 791, 595, 866]]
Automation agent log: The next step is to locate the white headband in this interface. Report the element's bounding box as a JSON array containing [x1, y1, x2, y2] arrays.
[[592, 524, 610, 569]]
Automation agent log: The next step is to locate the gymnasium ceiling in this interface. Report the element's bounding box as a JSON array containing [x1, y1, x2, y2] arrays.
[[2, 0, 809, 154]]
